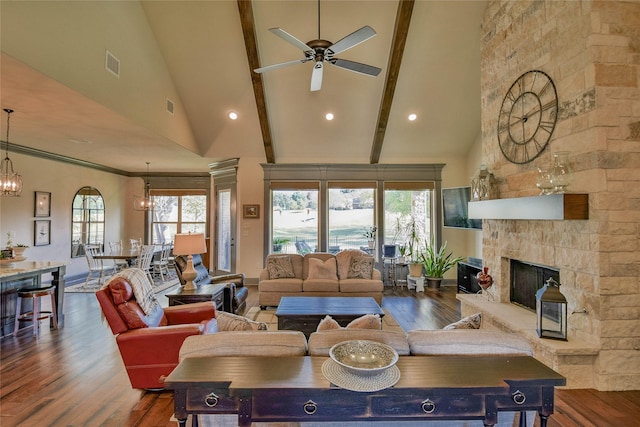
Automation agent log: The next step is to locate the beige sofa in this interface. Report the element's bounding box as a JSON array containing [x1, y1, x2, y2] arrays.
[[258, 249, 384, 308], [180, 328, 533, 360]]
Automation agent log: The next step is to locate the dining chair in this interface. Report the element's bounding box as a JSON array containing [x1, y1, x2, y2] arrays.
[[83, 244, 116, 286], [129, 238, 142, 250], [108, 240, 128, 271], [136, 244, 155, 284], [152, 243, 172, 281]]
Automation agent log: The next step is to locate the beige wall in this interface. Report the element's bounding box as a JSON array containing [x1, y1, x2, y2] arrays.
[[0, 152, 129, 278]]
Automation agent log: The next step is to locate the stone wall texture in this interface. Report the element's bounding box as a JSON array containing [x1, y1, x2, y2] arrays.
[[480, 0, 639, 391]]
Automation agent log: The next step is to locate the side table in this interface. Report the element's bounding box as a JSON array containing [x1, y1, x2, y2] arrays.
[[166, 283, 226, 310]]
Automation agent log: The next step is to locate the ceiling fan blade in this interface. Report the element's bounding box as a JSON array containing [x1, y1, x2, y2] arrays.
[[254, 59, 309, 74], [327, 25, 376, 55], [310, 61, 323, 91], [330, 58, 381, 77], [269, 27, 313, 53]]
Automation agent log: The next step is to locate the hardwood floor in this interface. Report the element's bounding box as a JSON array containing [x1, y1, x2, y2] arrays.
[[1, 284, 638, 426]]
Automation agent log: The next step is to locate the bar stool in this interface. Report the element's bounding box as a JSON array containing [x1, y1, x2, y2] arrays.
[[13, 285, 58, 337]]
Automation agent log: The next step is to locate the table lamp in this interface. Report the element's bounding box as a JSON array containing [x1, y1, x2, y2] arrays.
[[173, 232, 207, 291]]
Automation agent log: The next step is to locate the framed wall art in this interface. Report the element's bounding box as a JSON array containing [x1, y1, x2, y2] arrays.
[[34, 191, 51, 217], [243, 204, 260, 219], [34, 220, 51, 246]]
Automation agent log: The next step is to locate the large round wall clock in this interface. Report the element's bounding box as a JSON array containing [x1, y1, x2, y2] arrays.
[[497, 70, 558, 164]]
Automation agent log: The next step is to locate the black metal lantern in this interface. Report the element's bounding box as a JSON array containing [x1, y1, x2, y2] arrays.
[[536, 277, 568, 341]]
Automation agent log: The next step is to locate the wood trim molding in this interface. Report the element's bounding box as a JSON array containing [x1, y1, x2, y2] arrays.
[[237, 0, 275, 164], [370, 0, 415, 164]]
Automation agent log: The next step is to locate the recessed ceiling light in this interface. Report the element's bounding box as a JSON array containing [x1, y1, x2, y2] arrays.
[[228, 111, 238, 120], [325, 113, 334, 121], [408, 113, 417, 121], [70, 139, 93, 144]]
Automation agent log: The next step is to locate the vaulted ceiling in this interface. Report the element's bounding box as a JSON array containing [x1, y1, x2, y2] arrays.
[[0, 1, 487, 174]]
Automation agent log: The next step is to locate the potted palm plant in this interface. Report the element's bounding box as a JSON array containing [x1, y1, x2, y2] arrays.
[[420, 238, 464, 289]]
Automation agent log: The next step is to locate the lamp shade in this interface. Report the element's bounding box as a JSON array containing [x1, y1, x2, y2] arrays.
[[173, 233, 207, 256]]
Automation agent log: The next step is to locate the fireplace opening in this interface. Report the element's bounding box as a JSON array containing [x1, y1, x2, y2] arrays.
[[510, 260, 559, 311]]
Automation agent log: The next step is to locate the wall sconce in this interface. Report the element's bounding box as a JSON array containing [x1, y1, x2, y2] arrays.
[[536, 277, 568, 341]]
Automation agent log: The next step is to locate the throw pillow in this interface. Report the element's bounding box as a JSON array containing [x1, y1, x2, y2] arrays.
[[443, 313, 482, 330], [307, 257, 338, 280], [347, 256, 374, 279], [316, 315, 341, 331], [346, 314, 382, 330], [267, 256, 296, 279], [216, 311, 268, 331]]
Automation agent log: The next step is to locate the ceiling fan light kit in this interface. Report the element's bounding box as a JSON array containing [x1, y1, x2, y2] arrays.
[[254, 1, 381, 91]]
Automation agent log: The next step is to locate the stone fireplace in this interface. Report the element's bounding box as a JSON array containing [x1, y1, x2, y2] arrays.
[[510, 260, 559, 311], [458, 0, 639, 391]]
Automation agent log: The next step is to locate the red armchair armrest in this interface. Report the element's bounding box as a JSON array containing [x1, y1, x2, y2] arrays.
[[116, 324, 204, 365], [163, 301, 216, 325]]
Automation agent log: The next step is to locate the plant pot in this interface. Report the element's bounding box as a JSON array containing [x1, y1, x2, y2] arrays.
[[397, 256, 406, 264], [426, 276, 443, 289], [12, 247, 27, 257], [367, 240, 375, 250], [408, 263, 423, 277]]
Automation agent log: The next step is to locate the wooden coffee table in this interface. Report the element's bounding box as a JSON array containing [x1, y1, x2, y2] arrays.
[[276, 296, 385, 338]]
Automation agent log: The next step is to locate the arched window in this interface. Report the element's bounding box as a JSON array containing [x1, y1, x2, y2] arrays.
[[71, 186, 105, 258]]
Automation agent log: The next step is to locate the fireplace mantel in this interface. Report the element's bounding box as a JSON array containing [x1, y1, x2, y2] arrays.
[[468, 193, 588, 220]]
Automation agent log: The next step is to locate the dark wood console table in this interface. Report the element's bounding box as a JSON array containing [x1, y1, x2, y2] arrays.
[[165, 355, 565, 427], [166, 283, 226, 310]]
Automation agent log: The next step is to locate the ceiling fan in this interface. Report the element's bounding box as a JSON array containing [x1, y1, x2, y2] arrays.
[[254, 0, 381, 91]]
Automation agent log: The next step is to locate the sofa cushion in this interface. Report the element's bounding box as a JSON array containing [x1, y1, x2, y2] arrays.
[[216, 311, 268, 331], [347, 256, 374, 279], [407, 330, 533, 356], [179, 331, 308, 360], [307, 257, 338, 280], [267, 255, 296, 279], [335, 249, 371, 280], [302, 253, 336, 279], [443, 313, 482, 330], [308, 329, 410, 356], [259, 278, 303, 293], [303, 279, 340, 292], [339, 278, 384, 293]]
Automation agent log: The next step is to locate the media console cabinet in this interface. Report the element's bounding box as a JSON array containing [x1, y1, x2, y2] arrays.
[[165, 355, 565, 427]]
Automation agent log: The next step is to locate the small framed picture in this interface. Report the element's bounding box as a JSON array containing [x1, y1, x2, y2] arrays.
[[34, 220, 51, 246], [34, 191, 51, 217], [243, 204, 260, 219]]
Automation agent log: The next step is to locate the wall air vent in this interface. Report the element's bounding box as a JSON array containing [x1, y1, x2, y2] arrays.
[[166, 98, 175, 115], [105, 50, 120, 77]]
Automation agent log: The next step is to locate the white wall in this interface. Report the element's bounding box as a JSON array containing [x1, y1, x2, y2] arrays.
[[0, 152, 129, 279]]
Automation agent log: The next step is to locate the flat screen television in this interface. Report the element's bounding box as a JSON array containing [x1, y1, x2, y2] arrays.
[[442, 186, 482, 230]]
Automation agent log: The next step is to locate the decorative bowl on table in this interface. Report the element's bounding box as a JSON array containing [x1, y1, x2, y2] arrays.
[[329, 340, 399, 376]]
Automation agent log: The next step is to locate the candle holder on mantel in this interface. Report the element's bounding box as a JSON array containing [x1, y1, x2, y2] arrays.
[[476, 266, 495, 301]]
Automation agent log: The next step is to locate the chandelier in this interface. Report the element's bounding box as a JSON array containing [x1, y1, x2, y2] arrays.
[[133, 162, 155, 211], [0, 109, 23, 197]]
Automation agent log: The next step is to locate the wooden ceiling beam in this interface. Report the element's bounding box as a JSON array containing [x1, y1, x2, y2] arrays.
[[370, 0, 415, 164], [237, 0, 276, 164]]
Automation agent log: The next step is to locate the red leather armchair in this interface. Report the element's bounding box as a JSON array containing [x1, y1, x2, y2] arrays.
[[96, 276, 217, 389]]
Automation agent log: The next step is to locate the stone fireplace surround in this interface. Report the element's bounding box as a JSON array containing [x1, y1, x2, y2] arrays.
[[471, 0, 639, 392]]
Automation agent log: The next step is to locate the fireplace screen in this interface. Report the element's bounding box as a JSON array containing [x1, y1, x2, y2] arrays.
[[510, 260, 559, 311]]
